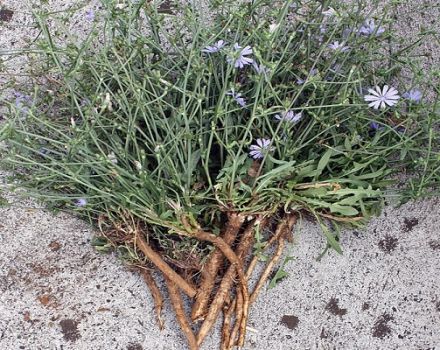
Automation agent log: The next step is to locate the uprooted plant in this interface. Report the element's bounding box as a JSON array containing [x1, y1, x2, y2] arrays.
[[1, 0, 439, 349]]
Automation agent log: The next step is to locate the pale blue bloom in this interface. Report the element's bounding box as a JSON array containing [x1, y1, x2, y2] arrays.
[[227, 43, 253, 68], [202, 40, 226, 54], [13, 91, 32, 114], [249, 138, 274, 159], [275, 110, 302, 123], [252, 62, 269, 75], [297, 69, 317, 85], [370, 122, 383, 130], [364, 85, 400, 109], [328, 41, 349, 52], [14, 91, 32, 108], [75, 198, 87, 207], [359, 19, 385, 36], [85, 9, 95, 21], [227, 90, 246, 107], [402, 88, 422, 103]]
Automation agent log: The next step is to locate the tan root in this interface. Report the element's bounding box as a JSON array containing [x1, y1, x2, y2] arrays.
[[250, 214, 296, 305], [227, 213, 297, 348], [191, 213, 245, 322], [140, 268, 165, 330], [165, 277, 198, 350], [135, 234, 197, 298], [196, 218, 266, 347], [221, 298, 235, 350], [130, 211, 297, 350]]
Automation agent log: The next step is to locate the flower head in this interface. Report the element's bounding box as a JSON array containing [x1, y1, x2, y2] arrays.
[[134, 160, 142, 171], [359, 19, 385, 36], [227, 43, 253, 69], [296, 69, 317, 85], [202, 40, 226, 54], [14, 91, 32, 111], [75, 198, 87, 207], [226, 90, 246, 107], [328, 41, 349, 52], [402, 88, 422, 103], [249, 138, 274, 159], [252, 62, 269, 76], [370, 122, 384, 130], [85, 9, 95, 21], [322, 7, 337, 17], [364, 85, 400, 109], [269, 23, 279, 33], [107, 152, 118, 164], [274, 110, 302, 123]]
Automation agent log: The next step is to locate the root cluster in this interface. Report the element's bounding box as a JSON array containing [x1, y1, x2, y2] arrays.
[[131, 212, 297, 350]]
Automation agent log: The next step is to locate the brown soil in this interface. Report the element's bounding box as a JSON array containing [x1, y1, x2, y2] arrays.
[[59, 319, 81, 342], [325, 298, 347, 316], [280, 315, 299, 330]]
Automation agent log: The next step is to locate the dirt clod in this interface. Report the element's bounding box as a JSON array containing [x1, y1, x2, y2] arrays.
[[127, 343, 143, 350], [37, 294, 51, 306], [59, 319, 81, 342], [48, 241, 62, 251], [0, 9, 14, 22], [372, 313, 393, 339], [428, 240, 440, 250], [378, 235, 398, 253], [280, 315, 299, 330], [325, 298, 347, 316], [362, 302, 370, 311], [403, 217, 419, 232]]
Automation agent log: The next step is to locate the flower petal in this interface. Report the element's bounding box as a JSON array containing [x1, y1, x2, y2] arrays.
[[364, 95, 379, 102]]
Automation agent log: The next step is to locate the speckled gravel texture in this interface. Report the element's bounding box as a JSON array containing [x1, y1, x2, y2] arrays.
[[1, 1, 439, 350]]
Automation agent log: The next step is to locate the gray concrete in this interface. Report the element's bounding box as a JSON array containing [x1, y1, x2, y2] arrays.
[[1, 1, 439, 350]]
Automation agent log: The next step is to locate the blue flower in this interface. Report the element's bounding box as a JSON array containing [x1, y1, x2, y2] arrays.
[[249, 138, 274, 159], [359, 19, 385, 36], [252, 62, 269, 76], [202, 40, 226, 54], [328, 41, 349, 52], [274, 110, 302, 123], [296, 69, 317, 85], [370, 122, 382, 130], [364, 85, 400, 109], [227, 43, 253, 69], [226, 90, 246, 107], [75, 198, 87, 207], [402, 88, 422, 103], [85, 9, 95, 21], [14, 91, 32, 110]]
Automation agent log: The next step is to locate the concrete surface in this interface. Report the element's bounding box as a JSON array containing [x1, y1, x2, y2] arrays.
[[1, 1, 439, 350]]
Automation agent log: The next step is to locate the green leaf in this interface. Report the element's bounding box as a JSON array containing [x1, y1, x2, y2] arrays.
[[254, 161, 295, 192], [321, 225, 343, 254], [315, 148, 334, 179], [329, 204, 359, 216], [268, 268, 289, 289]]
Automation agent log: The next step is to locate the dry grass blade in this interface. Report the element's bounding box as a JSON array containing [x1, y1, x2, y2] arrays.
[[140, 268, 165, 330], [192, 213, 244, 322], [135, 234, 197, 298], [165, 277, 199, 350]]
